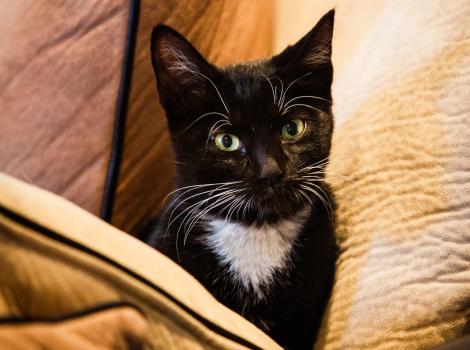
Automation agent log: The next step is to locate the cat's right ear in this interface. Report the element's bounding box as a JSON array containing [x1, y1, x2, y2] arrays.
[[272, 10, 334, 75], [150, 25, 214, 110]]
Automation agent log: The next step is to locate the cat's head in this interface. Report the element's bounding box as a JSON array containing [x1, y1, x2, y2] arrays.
[[151, 10, 334, 223]]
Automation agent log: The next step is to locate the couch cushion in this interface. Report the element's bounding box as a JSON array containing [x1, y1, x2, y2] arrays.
[[0, 172, 281, 349], [0, 0, 131, 216], [0, 303, 149, 350], [317, 0, 470, 349]]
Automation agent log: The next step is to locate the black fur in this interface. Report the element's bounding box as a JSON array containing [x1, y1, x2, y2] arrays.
[[146, 10, 336, 350]]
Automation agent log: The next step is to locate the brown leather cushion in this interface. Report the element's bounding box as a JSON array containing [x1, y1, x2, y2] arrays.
[[0, 0, 131, 216]]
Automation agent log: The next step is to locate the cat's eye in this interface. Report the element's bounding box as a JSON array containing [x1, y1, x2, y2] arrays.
[[281, 118, 306, 141], [214, 133, 240, 152]]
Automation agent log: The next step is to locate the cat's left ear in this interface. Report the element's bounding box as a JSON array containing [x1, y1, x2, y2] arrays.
[[272, 9, 335, 74]]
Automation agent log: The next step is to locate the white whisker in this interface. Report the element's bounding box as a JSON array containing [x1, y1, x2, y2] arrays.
[[165, 184, 238, 234], [192, 70, 231, 114], [234, 194, 248, 221], [163, 181, 241, 204], [298, 158, 330, 172], [279, 72, 313, 110], [184, 189, 239, 231], [183, 191, 243, 245], [283, 95, 331, 110], [299, 184, 332, 219], [206, 120, 232, 147], [225, 194, 246, 223], [172, 188, 243, 255], [282, 103, 325, 116], [210, 120, 231, 134], [302, 176, 324, 180], [295, 188, 309, 207], [242, 194, 255, 221], [271, 76, 284, 110], [298, 188, 313, 206], [179, 112, 230, 135], [261, 74, 276, 105]]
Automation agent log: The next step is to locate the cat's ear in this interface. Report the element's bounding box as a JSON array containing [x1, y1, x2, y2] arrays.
[[273, 9, 334, 71], [150, 25, 214, 109]]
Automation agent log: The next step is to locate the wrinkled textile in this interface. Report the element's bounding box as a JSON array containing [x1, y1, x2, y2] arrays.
[[0, 305, 149, 350], [318, 1, 470, 349]]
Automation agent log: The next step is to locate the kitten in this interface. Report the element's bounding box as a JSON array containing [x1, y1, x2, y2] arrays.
[[147, 10, 336, 350]]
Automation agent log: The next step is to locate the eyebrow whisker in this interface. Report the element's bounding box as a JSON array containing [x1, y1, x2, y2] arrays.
[[271, 76, 284, 110], [278, 72, 313, 110], [261, 74, 276, 105], [179, 111, 230, 135], [283, 95, 332, 110], [205, 120, 232, 148], [281, 103, 325, 116], [192, 71, 231, 114]]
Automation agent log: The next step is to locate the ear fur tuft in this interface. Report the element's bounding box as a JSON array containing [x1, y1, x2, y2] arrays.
[[150, 25, 214, 106]]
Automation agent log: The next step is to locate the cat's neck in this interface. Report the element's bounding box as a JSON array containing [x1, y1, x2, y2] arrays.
[[203, 207, 311, 300]]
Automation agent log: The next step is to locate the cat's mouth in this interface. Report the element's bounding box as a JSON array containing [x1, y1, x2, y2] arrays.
[[191, 178, 327, 225], [239, 181, 308, 223]]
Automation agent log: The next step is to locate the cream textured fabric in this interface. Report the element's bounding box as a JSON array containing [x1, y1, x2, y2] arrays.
[[0, 173, 281, 350], [0, 305, 149, 350], [317, 0, 470, 349]]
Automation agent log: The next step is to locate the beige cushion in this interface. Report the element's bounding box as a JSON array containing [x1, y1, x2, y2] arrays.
[[0, 304, 149, 350], [317, 0, 470, 349], [0, 173, 281, 350]]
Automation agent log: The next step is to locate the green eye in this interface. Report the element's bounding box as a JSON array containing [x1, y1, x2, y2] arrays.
[[214, 133, 240, 151], [282, 118, 306, 140]]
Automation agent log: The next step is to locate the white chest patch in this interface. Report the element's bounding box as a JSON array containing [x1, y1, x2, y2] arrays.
[[205, 208, 310, 298]]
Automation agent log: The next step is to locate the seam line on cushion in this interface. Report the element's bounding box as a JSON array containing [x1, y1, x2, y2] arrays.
[[100, 0, 141, 221], [0, 205, 263, 350], [0, 301, 145, 324]]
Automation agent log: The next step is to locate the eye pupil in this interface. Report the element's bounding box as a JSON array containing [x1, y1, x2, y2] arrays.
[[222, 134, 232, 148], [286, 121, 298, 136]]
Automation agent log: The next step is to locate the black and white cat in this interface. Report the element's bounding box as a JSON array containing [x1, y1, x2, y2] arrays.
[[147, 10, 336, 350]]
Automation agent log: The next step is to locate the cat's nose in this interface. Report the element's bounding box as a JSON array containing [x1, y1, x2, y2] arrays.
[[258, 156, 284, 181]]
